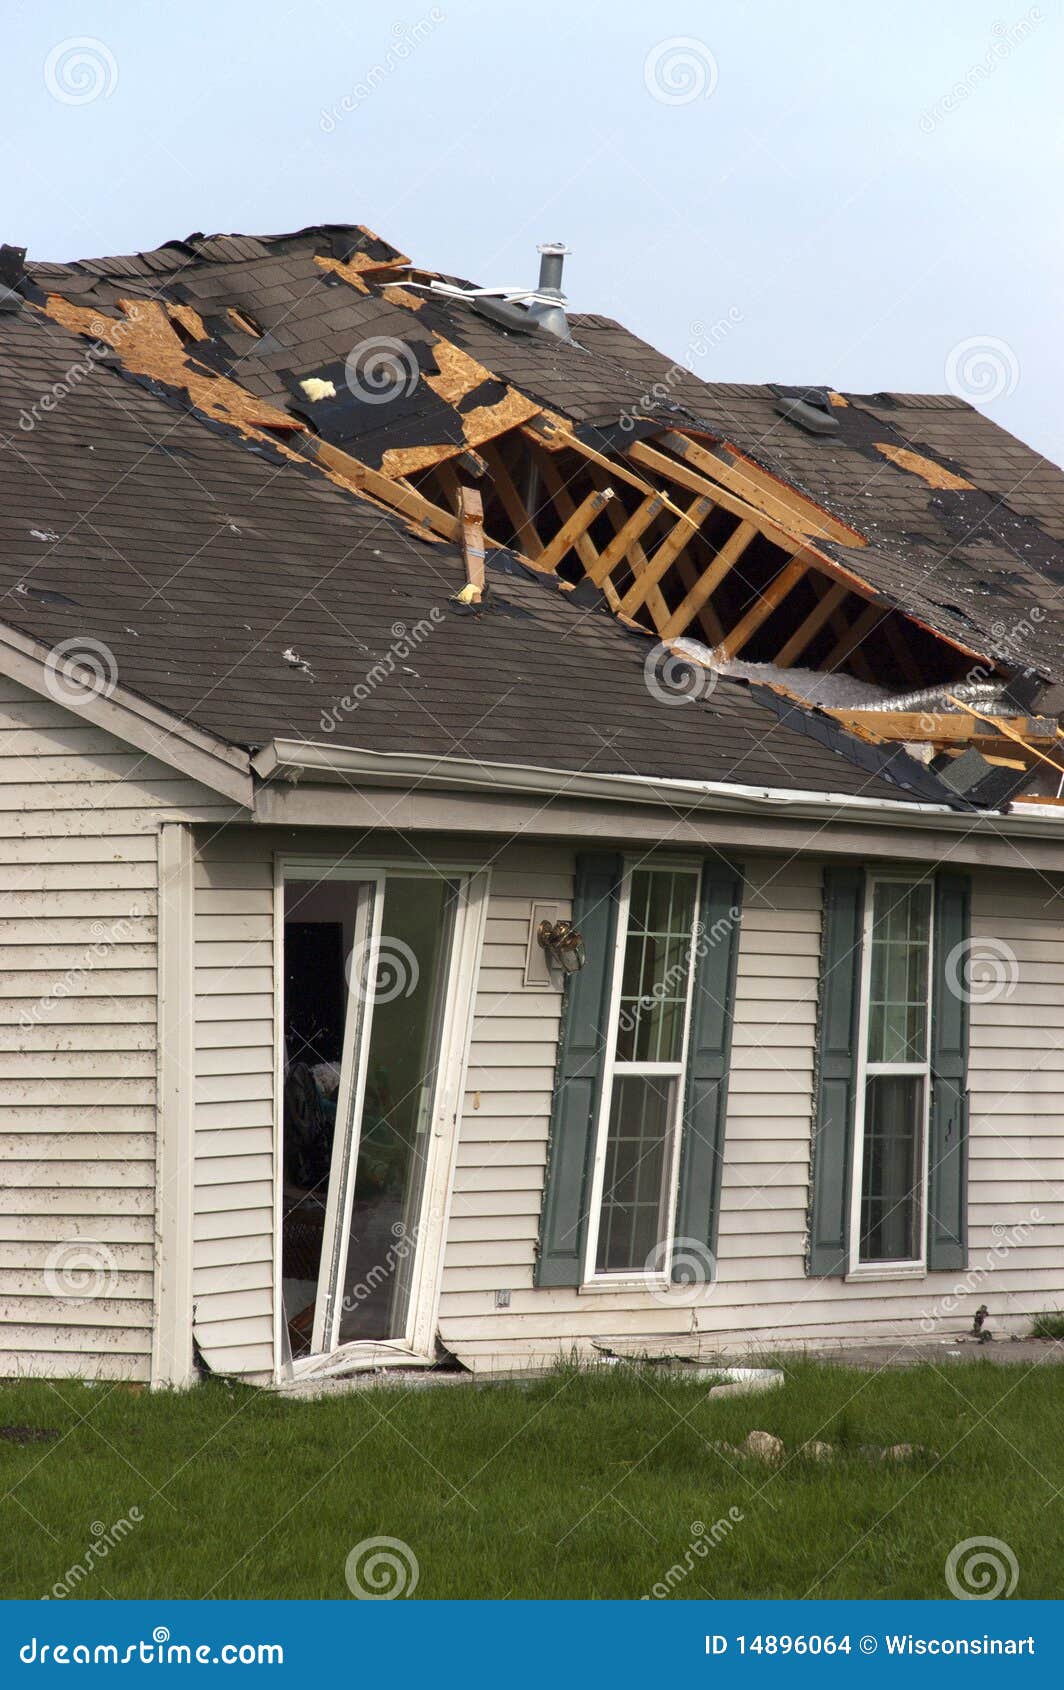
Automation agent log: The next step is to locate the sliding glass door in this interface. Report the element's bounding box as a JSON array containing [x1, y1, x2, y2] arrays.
[[280, 866, 466, 1364]]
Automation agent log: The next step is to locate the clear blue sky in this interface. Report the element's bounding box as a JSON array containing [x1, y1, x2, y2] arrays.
[[6, 1, 1062, 460]]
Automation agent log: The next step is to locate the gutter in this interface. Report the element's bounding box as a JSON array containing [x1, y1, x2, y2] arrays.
[[250, 738, 1064, 838]]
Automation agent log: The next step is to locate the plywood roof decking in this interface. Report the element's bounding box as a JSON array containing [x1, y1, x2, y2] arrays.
[[0, 304, 960, 807], [28, 222, 1064, 688], [9, 218, 1064, 803]]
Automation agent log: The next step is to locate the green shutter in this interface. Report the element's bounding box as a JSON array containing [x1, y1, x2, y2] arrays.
[[928, 871, 970, 1271], [535, 853, 621, 1287], [808, 865, 865, 1276], [672, 862, 743, 1282]]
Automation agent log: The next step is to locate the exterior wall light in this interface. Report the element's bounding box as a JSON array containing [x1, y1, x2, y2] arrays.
[[537, 918, 586, 974]]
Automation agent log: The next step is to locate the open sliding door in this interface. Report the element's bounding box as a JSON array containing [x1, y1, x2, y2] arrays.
[[279, 862, 483, 1376]]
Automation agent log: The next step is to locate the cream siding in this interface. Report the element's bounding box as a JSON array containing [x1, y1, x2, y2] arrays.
[[438, 854, 1064, 1369], [0, 676, 241, 1381]]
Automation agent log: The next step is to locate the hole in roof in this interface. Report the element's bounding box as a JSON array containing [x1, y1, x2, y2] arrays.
[[227, 306, 264, 337], [16, 582, 78, 607]]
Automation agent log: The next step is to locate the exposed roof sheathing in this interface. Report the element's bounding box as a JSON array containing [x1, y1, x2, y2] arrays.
[[4, 220, 1064, 807]]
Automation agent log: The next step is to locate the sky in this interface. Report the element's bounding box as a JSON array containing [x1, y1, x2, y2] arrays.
[[5, 1, 1063, 461]]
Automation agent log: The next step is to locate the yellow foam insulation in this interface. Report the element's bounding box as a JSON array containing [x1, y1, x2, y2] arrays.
[[828, 391, 849, 407], [874, 442, 974, 491]]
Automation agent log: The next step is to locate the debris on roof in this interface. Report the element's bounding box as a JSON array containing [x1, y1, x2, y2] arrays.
[[4, 220, 1064, 811]]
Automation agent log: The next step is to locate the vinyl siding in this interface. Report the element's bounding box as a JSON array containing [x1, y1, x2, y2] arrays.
[[438, 855, 1064, 1369], [191, 838, 277, 1382], [0, 676, 240, 1382]]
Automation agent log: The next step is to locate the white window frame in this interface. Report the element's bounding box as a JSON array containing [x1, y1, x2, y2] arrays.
[[582, 858, 702, 1292], [274, 855, 489, 1379], [846, 873, 934, 1282]]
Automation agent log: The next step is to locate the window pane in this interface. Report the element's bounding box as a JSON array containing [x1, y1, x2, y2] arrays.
[[859, 1072, 922, 1262], [866, 882, 931, 1063], [595, 1075, 675, 1273], [615, 870, 697, 1063]]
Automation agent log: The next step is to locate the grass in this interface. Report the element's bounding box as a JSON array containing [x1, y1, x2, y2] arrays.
[[1030, 1310, 1064, 1340], [0, 1358, 1061, 1600]]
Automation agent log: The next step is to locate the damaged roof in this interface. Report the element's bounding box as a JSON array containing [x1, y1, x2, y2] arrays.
[[1, 220, 1062, 809], [0, 299, 953, 807]]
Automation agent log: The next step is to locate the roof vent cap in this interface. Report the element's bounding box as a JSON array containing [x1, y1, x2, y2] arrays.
[[772, 384, 840, 437], [526, 242, 572, 341]]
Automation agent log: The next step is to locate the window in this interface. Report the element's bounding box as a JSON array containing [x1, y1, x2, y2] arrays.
[[852, 878, 933, 1270], [585, 865, 700, 1282]]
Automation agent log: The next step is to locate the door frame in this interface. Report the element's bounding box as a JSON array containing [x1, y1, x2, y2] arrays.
[[273, 854, 490, 1381]]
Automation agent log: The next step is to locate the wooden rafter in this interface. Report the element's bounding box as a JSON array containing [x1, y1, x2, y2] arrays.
[[773, 580, 849, 668], [659, 431, 867, 548], [586, 495, 665, 587], [618, 495, 717, 619], [658, 519, 760, 640], [536, 488, 613, 573], [718, 555, 810, 660], [459, 486, 486, 599], [825, 709, 1063, 750], [480, 440, 543, 557], [823, 601, 887, 671], [309, 437, 460, 541], [532, 446, 605, 583]]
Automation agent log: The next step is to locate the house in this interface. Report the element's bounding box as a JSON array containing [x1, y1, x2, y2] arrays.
[[0, 224, 1062, 1387]]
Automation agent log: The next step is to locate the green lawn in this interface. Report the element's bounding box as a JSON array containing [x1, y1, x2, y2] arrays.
[[0, 1359, 1059, 1600]]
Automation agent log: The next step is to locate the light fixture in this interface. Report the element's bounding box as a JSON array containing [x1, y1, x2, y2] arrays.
[[537, 918, 587, 974]]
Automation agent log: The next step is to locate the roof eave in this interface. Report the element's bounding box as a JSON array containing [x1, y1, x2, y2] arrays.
[[250, 737, 1042, 832]]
